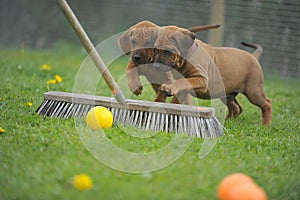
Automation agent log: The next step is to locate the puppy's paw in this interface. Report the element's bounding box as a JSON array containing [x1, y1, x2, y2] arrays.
[[133, 86, 143, 96], [128, 80, 143, 96], [159, 84, 173, 97]]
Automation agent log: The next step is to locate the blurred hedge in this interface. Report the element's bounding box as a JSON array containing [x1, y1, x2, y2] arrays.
[[0, 0, 299, 76]]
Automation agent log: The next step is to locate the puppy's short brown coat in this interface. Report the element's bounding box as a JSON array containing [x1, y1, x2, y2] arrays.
[[153, 26, 272, 125], [118, 21, 220, 103]]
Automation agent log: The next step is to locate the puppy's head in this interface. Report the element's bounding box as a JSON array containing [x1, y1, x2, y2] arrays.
[[153, 26, 196, 72], [118, 20, 159, 65]]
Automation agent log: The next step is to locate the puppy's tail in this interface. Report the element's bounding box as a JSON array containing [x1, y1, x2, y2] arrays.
[[241, 42, 263, 60], [188, 24, 221, 33]]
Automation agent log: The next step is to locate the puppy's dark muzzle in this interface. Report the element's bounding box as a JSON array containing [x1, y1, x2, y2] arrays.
[[153, 62, 172, 72]]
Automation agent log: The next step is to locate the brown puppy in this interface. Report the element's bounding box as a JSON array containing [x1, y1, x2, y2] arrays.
[[118, 21, 220, 103], [153, 26, 272, 125]]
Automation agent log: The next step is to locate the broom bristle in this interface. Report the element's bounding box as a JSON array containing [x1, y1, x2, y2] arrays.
[[36, 91, 223, 138]]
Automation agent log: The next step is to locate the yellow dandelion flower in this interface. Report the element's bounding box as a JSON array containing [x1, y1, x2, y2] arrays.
[[55, 74, 63, 83], [27, 102, 33, 107], [0, 127, 5, 133], [47, 79, 57, 85], [72, 174, 93, 191], [41, 64, 52, 71]]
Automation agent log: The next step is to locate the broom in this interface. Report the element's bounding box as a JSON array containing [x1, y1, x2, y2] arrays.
[[36, 0, 223, 138]]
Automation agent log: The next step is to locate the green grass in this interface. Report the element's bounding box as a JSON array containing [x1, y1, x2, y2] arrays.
[[0, 48, 299, 200]]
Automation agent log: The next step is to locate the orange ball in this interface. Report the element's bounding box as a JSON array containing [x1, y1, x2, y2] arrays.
[[218, 173, 254, 200], [226, 183, 268, 200]]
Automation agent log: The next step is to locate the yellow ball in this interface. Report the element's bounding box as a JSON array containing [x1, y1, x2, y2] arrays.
[[85, 106, 113, 130], [72, 174, 93, 191]]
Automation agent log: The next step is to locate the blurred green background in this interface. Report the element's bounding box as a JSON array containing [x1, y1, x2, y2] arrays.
[[1, 0, 300, 76]]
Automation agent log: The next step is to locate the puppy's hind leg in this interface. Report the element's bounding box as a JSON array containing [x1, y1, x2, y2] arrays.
[[244, 89, 272, 125], [261, 97, 272, 125], [221, 93, 243, 120], [234, 97, 243, 116]]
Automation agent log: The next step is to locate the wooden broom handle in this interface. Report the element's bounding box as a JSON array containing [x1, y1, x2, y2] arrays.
[[188, 24, 221, 32], [56, 0, 126, 104]]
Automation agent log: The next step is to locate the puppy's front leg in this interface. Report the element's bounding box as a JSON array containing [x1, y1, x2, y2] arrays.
[[126, 61, 143, 95], [159, 77, 208, 97], [170, 92, 192, 105]]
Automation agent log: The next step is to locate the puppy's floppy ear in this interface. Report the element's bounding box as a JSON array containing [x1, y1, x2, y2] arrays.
[[118, 29, 132, 55]]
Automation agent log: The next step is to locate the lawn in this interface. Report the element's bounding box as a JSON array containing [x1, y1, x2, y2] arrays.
[[0, 47, 299, 200]]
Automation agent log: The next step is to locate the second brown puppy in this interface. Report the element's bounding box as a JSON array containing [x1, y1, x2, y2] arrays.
[[153, 26, 272, 125]]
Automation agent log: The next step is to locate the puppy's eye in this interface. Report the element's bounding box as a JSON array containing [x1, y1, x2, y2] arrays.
[[164, 50, 172, 56], [131, 39, 137, 45], [144, 40, 151, 46]]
